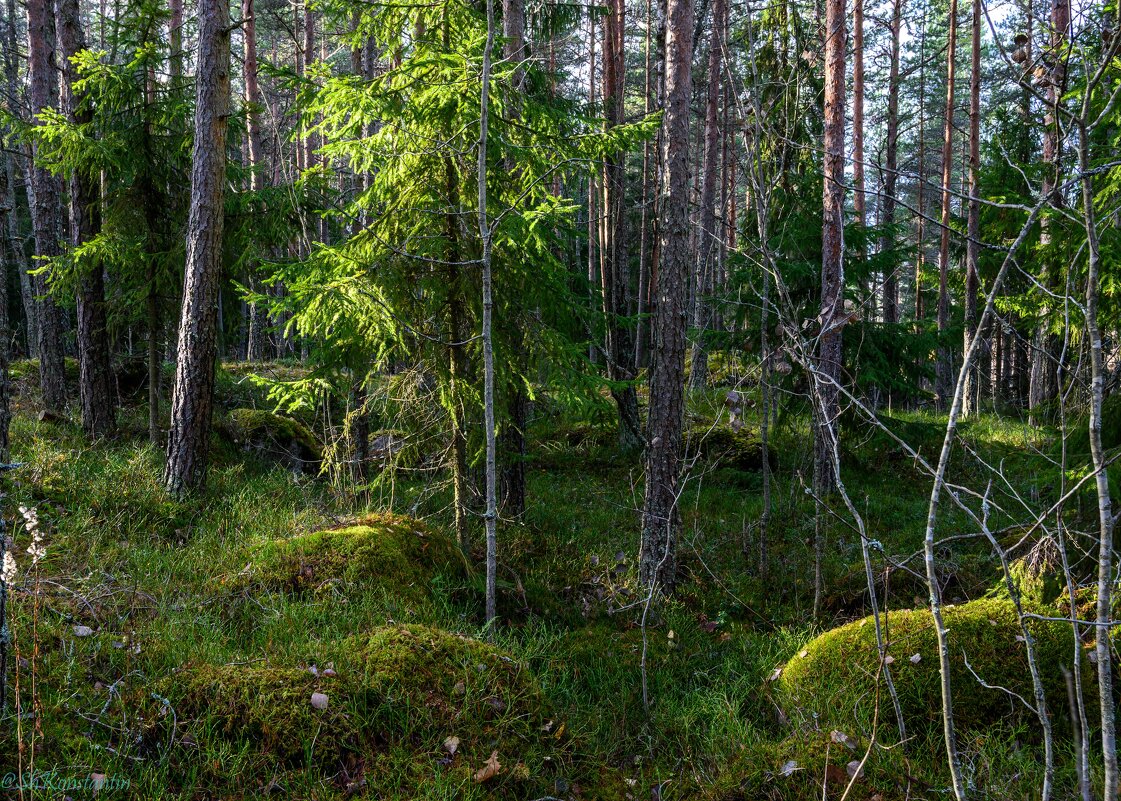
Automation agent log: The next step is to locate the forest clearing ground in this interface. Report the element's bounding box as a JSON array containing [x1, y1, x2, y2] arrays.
[[0, 362, 1090, 799]]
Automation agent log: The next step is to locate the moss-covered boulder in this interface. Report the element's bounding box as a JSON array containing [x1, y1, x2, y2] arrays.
[[233, 513, 466, 602], [777, 598, 1079, 732], [218, 408, 322, 473], [688, 425, 776, 472]]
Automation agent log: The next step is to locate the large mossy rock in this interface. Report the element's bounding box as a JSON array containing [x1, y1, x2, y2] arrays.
[[218, 408, 322, 473], [777, 598, 1078, 732], [688, 425, 776, 472], [168, 625, 555, 794], [235, 513, 466, 602]]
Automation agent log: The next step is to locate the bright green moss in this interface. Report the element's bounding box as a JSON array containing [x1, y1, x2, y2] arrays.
[[218, 408, 322, 470], [778, 598, 1080, 732], [349, 624, 555, 795], [236, 513, 466, 602]]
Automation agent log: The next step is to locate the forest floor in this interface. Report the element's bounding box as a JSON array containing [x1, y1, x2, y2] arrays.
[[0, 359, 1100, 800]]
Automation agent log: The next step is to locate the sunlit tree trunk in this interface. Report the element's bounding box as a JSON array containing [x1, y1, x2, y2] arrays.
[[243, 0, 269, 362], [812, 0, 846, 617], [688, 0, 724, 390], [934, 0, 958, 408], [479, 0, 498, 626], [915, 13, 927, 321], [163, 0, 230, 495], [1028, 0, 1069, 414], [961, 0, 981, 417], [879, 0, 901, 324], [639, 0, 694, 592]]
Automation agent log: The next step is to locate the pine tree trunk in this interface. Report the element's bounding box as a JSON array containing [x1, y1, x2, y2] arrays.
[[879, 0, 901, 324], [243, 0, 269, 362], [25, 0, 68, 416], [639, 0, 694, 592], [602, 0, 643, 451], [5, 1, 37, 361], [163, 0, 230, 496], [0, 159, 13, 459], [634, 0, 654, 370], [813, 0, 846, 618], [1028, 0, 1069, 414], [915, 15, 927, 321], [688, 0, 724, 391], [478, 0, 497, 626], [169, 0, 183, 80], [143, 68, 161, 445], [57, 0, 115, 438], [498, 0, 528, 516], [961, 0, 981, 417], [852, 0, 865, 227], [445, 156, 471, 552], [934, 0, 958, 408], [1, 0, 30, 369]]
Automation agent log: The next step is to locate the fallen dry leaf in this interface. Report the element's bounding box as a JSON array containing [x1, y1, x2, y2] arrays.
[[473, 750, 502, 783]]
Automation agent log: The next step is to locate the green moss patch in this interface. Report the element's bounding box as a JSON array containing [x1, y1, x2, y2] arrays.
[[687, 424, 776, 472], [777, 598, 1079, 733], [168, 625, 556, 795], [232, 513, 466, 602], [217, 408, 322, 473], [166, 664, 359, 765]]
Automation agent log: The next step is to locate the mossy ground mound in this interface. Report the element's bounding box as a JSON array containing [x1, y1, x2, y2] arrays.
[[167, 664, 360, 765], [217, 408, 322, 472], [169, 625, 557, 796], [701, 730, 902, 801], [687, 424, 776, 472], [233, 513, 465, 602], [778, 598, 1078, 733]]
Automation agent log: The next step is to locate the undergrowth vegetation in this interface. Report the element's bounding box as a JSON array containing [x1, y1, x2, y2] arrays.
[[0, 361, 1107, 800]]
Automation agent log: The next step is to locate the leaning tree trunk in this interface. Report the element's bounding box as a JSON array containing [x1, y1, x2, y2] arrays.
[[163, 0, 230, 496], [602, 0, 643, 451], [25, 0, 68, 416], [639, 0, 694, 592], [57, 0, 115, 438], [934, 0, 958, 408], [688, 0, 724, 391]]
